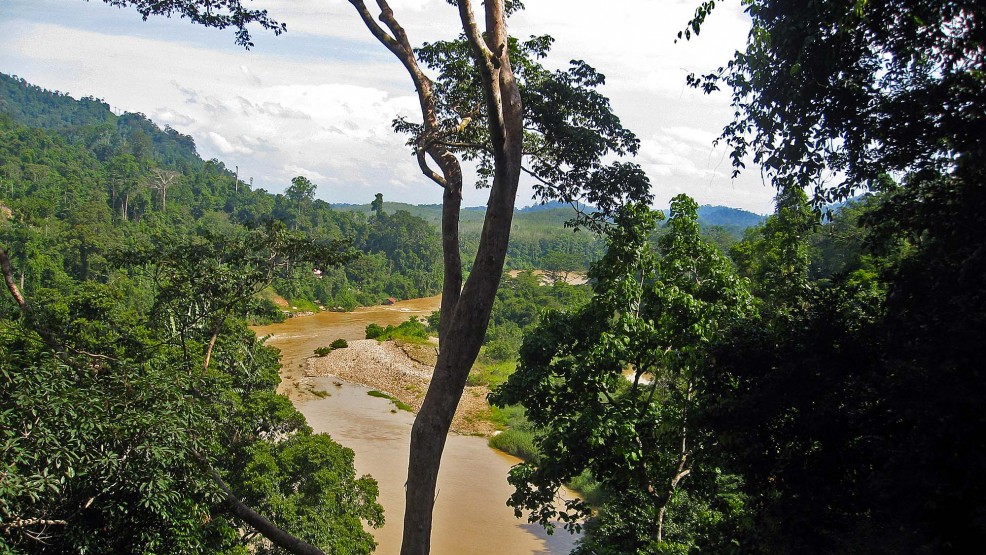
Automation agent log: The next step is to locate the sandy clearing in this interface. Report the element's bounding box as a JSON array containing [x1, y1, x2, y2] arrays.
[[306, 339, 497, 436]]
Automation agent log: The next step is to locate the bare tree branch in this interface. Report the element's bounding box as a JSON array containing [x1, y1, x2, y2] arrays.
[[456, 0, 505, 146], [0, 247, 29, 313], [203, 463, 327, 555], [0, 518, 68, 529], [415, 149, 448, 188]]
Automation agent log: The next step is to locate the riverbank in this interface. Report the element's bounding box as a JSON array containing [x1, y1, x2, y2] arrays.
[[305, 339, 498, 436]]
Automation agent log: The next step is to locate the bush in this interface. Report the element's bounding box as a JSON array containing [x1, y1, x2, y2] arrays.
[[482, 321, 523, 363], [365, 317, 429, 343], [482, 338, 518, 363], [426, 310, 440, 332], [365, 323, 384, 339], [489, 428, 540, 462], [246, 297, 286, 324], [315, 338, 349, 357], [567, 469, 608, 506]]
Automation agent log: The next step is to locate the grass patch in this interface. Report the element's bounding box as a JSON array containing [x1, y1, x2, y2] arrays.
[[489, 428, 540, 462], [467, 359, 517, 388], [366, 317, 430, 344], [489, 403, 607, 506], [310, 389, 331, 398], [286, 298, 320, 313], [368, 390, 413, 412], [490, 404, 528, 429], [567, 469, 608, 506]]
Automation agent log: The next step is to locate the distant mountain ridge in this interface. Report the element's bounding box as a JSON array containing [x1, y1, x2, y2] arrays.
[[1, 72, 203, 172], [696, 205, 766, 230], [2, 71, 765, 231], [334, 200, 766, 233]]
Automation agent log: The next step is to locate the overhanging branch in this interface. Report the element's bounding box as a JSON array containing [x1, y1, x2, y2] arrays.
[[416, 148, 449, 188], [205, 464, 327, 555]]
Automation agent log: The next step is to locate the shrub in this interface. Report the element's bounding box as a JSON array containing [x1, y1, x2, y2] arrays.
[[330, 338, 348, 349], [426, 310, 440, 332], [467, 360, 516, 388], [567, 469, 608, 506], [365, 317, 428, 342], [364, 323, 384, 339], [489, 428, 540, 463]]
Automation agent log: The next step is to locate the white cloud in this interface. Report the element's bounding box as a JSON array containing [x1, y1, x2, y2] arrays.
[[283, 165, 328, 182], [207, 131, 252, 155], [0, 0, 774, 213], [240, 64, 263, 86], [155, 109, 195, 127]]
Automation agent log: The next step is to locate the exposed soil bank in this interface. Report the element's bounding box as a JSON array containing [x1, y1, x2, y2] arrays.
[[305, 339, 497, 436]]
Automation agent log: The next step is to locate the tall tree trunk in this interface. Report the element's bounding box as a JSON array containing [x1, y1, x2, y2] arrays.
[[79, 244, 89, 281], [401, 2, 523, 553], [348, 1, 523, 553]]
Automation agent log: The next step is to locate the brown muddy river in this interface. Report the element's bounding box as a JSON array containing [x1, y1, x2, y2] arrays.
[[253, 296, 578, 554]]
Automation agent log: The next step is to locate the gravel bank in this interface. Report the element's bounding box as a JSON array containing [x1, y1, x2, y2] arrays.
[[306, 339, 496, 436]]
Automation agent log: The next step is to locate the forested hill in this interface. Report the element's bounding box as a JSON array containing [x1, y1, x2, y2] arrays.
[[0, 70, 761, 302], [0, 72, 442, 311], [337, 200, 763, 271], [1, 73, 394, 552], [0, 73, 203, 172], [696, 204, 765, 231], [337, 199, 764, 232]]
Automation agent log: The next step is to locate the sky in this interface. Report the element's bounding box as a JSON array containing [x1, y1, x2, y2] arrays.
[[0, 0, 776, 214]]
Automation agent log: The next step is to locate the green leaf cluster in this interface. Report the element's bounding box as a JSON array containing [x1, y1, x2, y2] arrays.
[[0, 203, 382, 553], [492, 196, 754, 552]]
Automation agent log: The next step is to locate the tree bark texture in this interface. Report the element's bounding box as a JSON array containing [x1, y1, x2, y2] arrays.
[[347, 1, 523, 553]]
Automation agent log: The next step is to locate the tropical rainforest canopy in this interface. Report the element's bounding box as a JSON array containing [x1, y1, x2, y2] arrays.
[[2, 0, 984, 553]]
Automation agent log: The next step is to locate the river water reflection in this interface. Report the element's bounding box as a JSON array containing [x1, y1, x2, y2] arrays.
[[253, 296, 578, 554]]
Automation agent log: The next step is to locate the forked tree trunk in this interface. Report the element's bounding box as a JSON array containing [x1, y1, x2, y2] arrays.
[[348, 1, 523, 553]]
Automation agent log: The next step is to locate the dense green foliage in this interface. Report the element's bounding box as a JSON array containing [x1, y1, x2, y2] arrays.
[[480, 270, 591, 365], [492, 1, 986, 553], [0, 230, 382, 553], [685, 0, 986, 551], [365, 317, 429, 343], [493, 197, 754, 552], [0, 73, 443, 312], [0, 71, 450, 554], [8, 0, 984, 551], [336, 201, 761, 273]]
